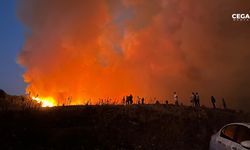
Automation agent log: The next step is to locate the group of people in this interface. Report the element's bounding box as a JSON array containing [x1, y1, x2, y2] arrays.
[[173, 92, 227, 109], [123, 95, 145, 105], [210, 96, 227, 109], [191, 92, 200, 108], [122, 92, 227, 110], [124, 94, 133, 105]]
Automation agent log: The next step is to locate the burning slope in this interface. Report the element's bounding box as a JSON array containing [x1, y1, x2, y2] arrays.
[[17, 0, 250, 109], [31, 97, 55, 107]]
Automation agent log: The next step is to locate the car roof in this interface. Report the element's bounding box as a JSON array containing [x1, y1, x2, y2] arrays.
[[225, 122, 250, 128]]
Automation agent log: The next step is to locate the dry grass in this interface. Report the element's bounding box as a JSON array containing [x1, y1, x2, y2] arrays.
[[0, 104, 249, 150]]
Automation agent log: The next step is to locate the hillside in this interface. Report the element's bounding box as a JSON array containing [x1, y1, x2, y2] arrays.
[[0, 104, 249, 150]]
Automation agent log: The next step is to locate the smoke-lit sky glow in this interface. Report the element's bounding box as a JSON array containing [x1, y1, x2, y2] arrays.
[[3, 0, 250, 109]]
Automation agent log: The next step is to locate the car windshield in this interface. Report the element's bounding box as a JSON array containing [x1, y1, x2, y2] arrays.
[[221, 125, 238, 141], [236, 125, 250, 143]]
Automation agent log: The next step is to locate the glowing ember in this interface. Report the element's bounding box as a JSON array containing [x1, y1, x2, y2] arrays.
[[32, 97, 56, 107]]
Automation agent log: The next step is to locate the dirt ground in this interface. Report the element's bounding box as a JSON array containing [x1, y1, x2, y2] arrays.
[[0, 104, 249, 150]]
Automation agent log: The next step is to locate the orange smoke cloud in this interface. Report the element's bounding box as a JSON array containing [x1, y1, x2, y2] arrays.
[[17, 0, 250, 110], [17, 0, 144, 105]]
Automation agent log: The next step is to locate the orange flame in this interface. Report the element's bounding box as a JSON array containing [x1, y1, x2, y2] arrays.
[[32, 97, 56, 107]]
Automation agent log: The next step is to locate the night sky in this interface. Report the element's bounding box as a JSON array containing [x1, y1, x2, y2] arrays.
[[0, 0, 26, 95]]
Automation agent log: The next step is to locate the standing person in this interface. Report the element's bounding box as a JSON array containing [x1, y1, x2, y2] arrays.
[[130, 94, 133, 104], [222, 98, 227, 109], [126, 96, 129, 105], [196, 92, 200, 107], [122, 96, 125, 105], [173, 92, 179, 106], [165, 100, 168, 105], [141, 97, 145, 104], [211, 96, 216, 109], [191, 92, 196, 107]]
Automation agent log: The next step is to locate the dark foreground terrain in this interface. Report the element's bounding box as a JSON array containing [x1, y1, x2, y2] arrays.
[[0, 105, 250, 150]]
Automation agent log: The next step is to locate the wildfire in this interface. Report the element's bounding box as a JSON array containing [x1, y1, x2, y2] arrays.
[[32, 96, 56, 107]]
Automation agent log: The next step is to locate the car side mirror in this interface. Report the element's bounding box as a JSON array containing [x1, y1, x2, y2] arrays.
[[241, 140, 250, 149]]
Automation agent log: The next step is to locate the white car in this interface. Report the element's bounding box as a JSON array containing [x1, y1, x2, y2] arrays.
[[210, 123, 250, 150]]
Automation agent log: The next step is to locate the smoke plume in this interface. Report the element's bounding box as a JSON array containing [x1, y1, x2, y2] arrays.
[[17, 0, 250, 110]]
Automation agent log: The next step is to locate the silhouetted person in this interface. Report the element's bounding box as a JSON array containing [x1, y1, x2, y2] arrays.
[[211, 96, 216, 109], [129, 94, 133, 104], [196, 92, 200, 107], [155, 100, 160, 105], [165, 100, 168, 105], [122, 96, 125, 105], [174, 92, 179, 106], [126, 96, 129, 105], [191, 92, 196, 107], [222, 98, 227, 109], [141, 97, 145, 104]]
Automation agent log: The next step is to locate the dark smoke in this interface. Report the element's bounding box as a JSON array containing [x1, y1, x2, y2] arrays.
[[17, 0, 250, 110]]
